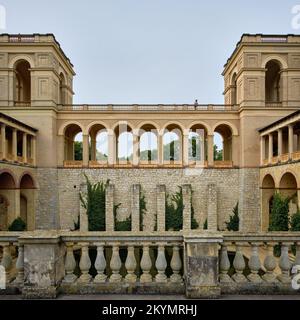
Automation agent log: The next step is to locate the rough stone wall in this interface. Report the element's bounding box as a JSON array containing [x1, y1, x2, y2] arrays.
[[36, 168, 60, 230], [56, 168, 241, 231], [238, 168, 261, 232]]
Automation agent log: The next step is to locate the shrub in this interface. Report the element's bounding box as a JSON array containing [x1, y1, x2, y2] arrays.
[[203, 218, 208, 230], [291, 211, 300, 231], [139, 191, 147, 231], [225, 202, 239, 231], [8, 217, 26, 231], [268, 193, 289, 232]]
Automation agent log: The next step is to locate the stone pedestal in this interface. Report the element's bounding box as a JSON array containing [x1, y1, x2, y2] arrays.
[[20, 231, 65, 299], [184, 232, 222, 299]]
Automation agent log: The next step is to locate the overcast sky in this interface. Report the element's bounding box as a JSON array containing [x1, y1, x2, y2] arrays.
[[1, 0, 299, 104]]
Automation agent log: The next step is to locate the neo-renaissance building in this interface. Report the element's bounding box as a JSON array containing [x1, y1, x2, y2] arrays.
[[0, 33, 300, 298]]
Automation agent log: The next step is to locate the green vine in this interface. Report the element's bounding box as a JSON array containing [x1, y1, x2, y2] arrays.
[[139, 191, 147, 231]]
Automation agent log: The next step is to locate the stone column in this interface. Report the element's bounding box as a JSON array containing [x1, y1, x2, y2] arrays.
[[132, 131, 139, 166], [182, 184, 191, 231], [22, 133, 27, 163], [12, 128, 17, 161], [184, 234, 222, 298], [268, 133, 273, 163], [260, 135, 265, 165], [278, 129, 283, 158], [131, 184, 140, 232], [158, 133, 163, 166], [90, 137, 96, 161], [14, 189, 21, 221], [82, 134, 89, 167], [20, 232, 65, 299], [1, 123, 6, 160], [207, 134, 214, 167], [108, 132, 115, 166], [31, 136, 36, 166], [57, 135, 65, 166], [231, 135, 238, 166], [105, 184, 115, 232], [207, 184, 217, 231], [156, 185, 166, 232], [288, 125, 294, 158], [183, 132, 189, 166]]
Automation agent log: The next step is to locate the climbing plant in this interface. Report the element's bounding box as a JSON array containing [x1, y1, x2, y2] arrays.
[[139, 191, 147, 231], [165, 186, 198, 231], [79, 174, 109, 231]]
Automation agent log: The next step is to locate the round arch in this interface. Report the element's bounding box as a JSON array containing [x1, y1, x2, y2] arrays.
[[10, 55, 35, 69], [19, 172, 36, 189], [212, 121, 238, 136], [161, 121, 185, 134], [85, 121, 109, 135], [136, 121, 160, 134], [261, 173, 276, 232], [261, 55, 287, 69], [0, 170, 17, 189], [188, 121, 212, 135], [58, 121, 84, 136]]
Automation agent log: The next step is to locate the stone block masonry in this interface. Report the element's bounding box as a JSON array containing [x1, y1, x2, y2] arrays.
[[51, 168, 254, 232]]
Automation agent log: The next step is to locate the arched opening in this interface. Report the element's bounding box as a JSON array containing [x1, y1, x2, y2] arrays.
[[89, 124, 108, 165], [14, 60, 31, 104], [115, 124, 133, 164], [261, 174, 275, 231], [188, 124, 207, 165], [139, 124, 158, 164], [0, 171, 16, 230], [20, 173, 35, 231], [64, 124, 83, 162], [59, 73, 66, 105], [163, 124, 182, 164], [265, 60, 281, 103], [214, 124, 233, 163], [231, 73, 237, 105], [279, 172, 298, 220]]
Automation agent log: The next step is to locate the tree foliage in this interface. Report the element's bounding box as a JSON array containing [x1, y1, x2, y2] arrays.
[[74, 141, 83, 160], [80, 175, 109, 231], [8, 217, 26, 231], [290, 210, 300, 231], [268, 193, 289, 231], [165, 186, 198, 231], [225, 202, 239, 231]]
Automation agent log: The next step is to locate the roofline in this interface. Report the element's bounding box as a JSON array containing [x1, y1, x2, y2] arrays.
[[0, 112, 38, 132], [223, 33, 300, 74], [258, 109, 300, 133], [0, 33, 74, 69]]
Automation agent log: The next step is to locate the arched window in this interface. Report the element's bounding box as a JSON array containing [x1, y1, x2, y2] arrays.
[[265, 60, 281, 103], [139, 124, 158, 164], [213, 124, 233, 162], [188, 124, 207, 164], [14, 60, 31, 105], [163, 125, 182, 163], [89, 124, 108, 163], [115, 124, 133, 164], [261, 174, 275, 231], [64, 124, 83, 161]]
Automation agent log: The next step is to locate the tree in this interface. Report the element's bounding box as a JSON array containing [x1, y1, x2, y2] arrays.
[[226, 202, 239, 231], [268, 192, 289, 231], [291, 210, 300, 231], [214, 144, 223, 160], [74, 141, 83, 160]]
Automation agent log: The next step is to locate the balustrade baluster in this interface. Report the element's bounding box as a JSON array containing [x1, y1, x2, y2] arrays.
[[295, 242, 300, 267], [94, 243, 107, 283], [155, 243, 167, 283], [109, 243, 122, 283], [13, 243, 24, 285], [0, 243, 12, 283], [232, 242, 247, 283], [262, 243, 278, 283], [219, 242, 232, 283], [78, 242, 92, 283], [170, 245, 182, 283], [278, 242, 292, 283], [140, 244, 152, 283], [125, 245, 137, 283], [63, 242, 77, 283], [247, 242, 262, 283]]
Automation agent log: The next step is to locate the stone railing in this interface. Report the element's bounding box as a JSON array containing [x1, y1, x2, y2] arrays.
[[59, 104, 239, 112], [63, 160, 83, 168], [219, 233, 300, 294], [292, 151, 300, 161], [280, 153, 289, 163], [213, 160, 233, 168], [1, 231, 300, 298]]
